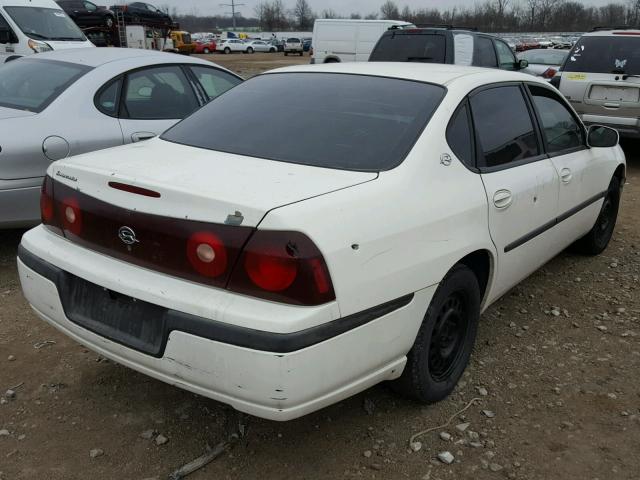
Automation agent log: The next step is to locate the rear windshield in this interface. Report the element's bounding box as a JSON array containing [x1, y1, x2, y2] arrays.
[[0, 59, 90, 112], [370, 33, 446, 63], [287, 38, 300, 42], [567, 36, 640, 74], [162, 73, 446, 172], [4, 6, 86, 41]]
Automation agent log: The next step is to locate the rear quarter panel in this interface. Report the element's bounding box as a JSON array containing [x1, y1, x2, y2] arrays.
[[259, 102, 495, 318]]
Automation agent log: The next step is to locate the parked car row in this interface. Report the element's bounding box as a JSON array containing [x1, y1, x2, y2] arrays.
[[55, 1, 173, 30]]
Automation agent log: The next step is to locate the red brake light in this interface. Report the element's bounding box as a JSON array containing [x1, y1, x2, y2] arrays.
[[228, 230, 335, 306], [542, 67, 557, 79], [40, 176, 55, 223], [186, 231, 228, 278], [109, 182, 161, 198]]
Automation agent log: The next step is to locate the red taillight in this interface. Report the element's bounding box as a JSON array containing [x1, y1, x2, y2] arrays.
[[542, 68, 557, 79], [60, 196, 83, 236], [40, 176, 55, 223], [228, 230, 335, 306], [186, 231, 228, 278], [109, 182, 161, 198]]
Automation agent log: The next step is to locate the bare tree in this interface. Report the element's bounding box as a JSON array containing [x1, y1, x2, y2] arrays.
[[400, 5, 412, 21], [293, 0, 314, 30], [364, 12, 379, 19], [380, 0, 400, 19], [321, 8, 339, 19]]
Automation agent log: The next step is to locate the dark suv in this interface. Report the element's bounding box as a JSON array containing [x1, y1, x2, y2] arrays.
[[369, 26, 528, 71], [56, 0, 116, 29]]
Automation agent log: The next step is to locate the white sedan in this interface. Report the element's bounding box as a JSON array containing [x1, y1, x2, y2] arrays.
[[216, 38, 246, 54], [0, 48, 242, 228], [244, 40, 277, 53], [18, 63, 625, 421]]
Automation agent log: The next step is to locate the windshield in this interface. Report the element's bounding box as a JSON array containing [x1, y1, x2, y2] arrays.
[[4, 7, 86, 41], [0, 59, 90, 112], [519, 49, 568, 66], [162, 73, 446, 172], [567, 36, 640, 75]]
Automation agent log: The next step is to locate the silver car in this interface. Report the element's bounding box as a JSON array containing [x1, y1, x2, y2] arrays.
[[553, 27, 640, 138], [0, 48, 242, 228], [244, 40, 277, 53], [518, 48, 569, 81]]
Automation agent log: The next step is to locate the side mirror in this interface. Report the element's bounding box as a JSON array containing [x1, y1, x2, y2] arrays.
[[517, 59, 529, 70], [587, 125, 619, 148], [0, 27, 14, 44]]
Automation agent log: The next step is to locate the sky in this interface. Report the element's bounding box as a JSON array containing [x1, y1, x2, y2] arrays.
[[152, 0, 616, 18]]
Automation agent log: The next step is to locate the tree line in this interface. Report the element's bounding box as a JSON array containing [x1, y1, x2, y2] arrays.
[[174, 0, 640, 33]]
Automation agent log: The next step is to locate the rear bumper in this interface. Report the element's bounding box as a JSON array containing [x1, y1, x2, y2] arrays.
[[18, 226, 433, 420], [0, 177, 42, 229], [580, 114, 640, 138]]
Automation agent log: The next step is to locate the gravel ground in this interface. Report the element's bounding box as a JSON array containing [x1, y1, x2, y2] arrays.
[[0, 54, 639, 479]]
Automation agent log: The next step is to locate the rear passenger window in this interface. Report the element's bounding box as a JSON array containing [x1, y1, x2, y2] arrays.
[[470, 86, 540, 168], [123, 66, 198, 120], [446, 103, 474, 167], [473, 37, 497, 68], [495, 41, 516, 70], [528, 85, 584, 153], [96, 78, 121, 116], [189, 66, 241, 101]]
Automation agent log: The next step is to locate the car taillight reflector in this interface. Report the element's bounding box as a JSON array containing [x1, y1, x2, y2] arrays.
[[40, 176, 55, 223], [542, 68, 557, 79], [186, 231, 228, 278], [60, 196, 83, 236], [228, 230, 335, 306]]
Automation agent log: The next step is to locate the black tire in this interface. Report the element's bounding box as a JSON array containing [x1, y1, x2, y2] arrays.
[[247, 47, 254, 54], [105, 15, 115, 29], [284, 51, 288, 56], [270, 47, 276, 53], [203, 47, 210, 54], [392, 264, 481, 403], [224, 47, 231, 54], [572, 175, 621, 255], [325, 58, 339, 63]]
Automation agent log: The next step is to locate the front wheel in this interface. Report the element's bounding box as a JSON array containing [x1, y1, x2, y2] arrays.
[[284, 51, 288, 56], [269, 47, 276, 53], [224, 47, 231, 54], [203, 47, 210, 54], [392, 264, 480, 403], [105, 15, 115, 29], [572, 176, 621, 255], [247, 47, 254, 54]]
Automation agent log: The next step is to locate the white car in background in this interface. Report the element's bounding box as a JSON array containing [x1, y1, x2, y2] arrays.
[[216, 38, 245, 54], [0, 48, 242, 228], [244, 40, 276, 53], [18, 63, 625, 421], [283, 37, 303, 56]]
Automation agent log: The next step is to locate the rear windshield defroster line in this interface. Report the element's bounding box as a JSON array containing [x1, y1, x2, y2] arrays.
[[161, 72, 447, 172]]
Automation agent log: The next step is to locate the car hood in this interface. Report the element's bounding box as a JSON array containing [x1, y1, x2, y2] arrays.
[[50, 138, 378, 227]]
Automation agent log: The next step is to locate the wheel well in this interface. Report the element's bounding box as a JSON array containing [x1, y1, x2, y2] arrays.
[[457, 250, 492, 300], [324, 57, 340, 63], [613, 164, 626, 184]]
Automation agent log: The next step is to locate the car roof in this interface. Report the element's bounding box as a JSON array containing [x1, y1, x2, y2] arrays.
[[23, 48, 212, 68], [583, 28, 640, 37], [266, 62, 543, 88]]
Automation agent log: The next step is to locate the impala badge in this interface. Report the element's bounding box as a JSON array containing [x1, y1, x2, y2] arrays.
[[118, 226, 139, 246]]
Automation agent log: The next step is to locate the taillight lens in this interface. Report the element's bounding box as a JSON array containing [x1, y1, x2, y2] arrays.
[[60, 196, 83, 237], [542, 68, 557, 79], [186, 231, 228, 278], [41, 176, 63, 235], [228, 230, 335, 306]]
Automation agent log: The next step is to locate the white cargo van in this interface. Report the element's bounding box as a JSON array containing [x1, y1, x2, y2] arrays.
[[0, 0, 94, 61], [311, 19, 414, 64]]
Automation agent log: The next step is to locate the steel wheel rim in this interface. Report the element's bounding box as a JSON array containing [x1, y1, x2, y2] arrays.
[[428, 292, 468, 382]]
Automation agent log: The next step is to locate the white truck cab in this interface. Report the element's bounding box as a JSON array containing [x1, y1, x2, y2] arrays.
[[0, 0, 94, 61], [311, 19, 414, 64]]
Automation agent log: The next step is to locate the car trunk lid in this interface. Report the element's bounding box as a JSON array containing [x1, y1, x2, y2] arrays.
[[51, 138, 378, 228]]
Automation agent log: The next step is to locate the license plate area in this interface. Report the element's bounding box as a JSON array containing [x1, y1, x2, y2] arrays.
[[589, 85, 640, 102], [60, 272, 168, 356]]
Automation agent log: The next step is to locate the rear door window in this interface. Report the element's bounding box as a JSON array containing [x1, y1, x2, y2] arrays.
[[446, 102, 474, 167], [369, 33, 446, 63], [162, 73, 446, 172], [470, 85, 540, 168], [473, 36, 498, 68], [567, 36, 640, 75], [123, 66, 199, 120]]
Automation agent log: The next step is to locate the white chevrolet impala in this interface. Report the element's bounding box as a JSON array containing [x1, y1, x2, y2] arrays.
[[18, 63, 626, 421]]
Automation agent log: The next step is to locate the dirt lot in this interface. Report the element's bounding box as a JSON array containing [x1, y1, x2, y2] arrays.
[[195, 51, 311, 77], [1, 54, 639, 480]]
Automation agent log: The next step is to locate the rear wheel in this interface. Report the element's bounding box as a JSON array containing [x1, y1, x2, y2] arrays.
[[247, 47, 254, 54], [269, 47, 276, 53], [392, 264, 480, 403], [572, 176, 621, 255], [224, 47, 231, 54], [284, 51, 288, 56]]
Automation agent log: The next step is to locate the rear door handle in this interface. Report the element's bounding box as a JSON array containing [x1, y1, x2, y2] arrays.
[[560, 168, 572, 184], [131, 132, 156, 143], [493, 189, 513, 209]]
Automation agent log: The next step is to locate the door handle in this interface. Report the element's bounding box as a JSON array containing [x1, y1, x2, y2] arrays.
[[493, 189, 513, 209], [131, 132, 156, 143], [560, 168, 572, 184]]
